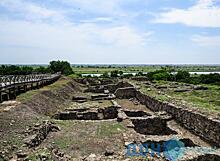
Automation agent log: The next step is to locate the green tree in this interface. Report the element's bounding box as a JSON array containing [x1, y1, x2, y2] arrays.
[[49, 60, 73, 75], [21, 66, 33, 75], [34, 66, 50, 74]]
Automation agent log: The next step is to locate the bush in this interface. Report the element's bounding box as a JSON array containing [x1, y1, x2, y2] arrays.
[[101, 72, 109, 78], [199, 73, 220, 84], [110, 70, 119, 77], [34, 66, 50, 74], [136, 72, 144, 76], [175, 71, 190, 81], [122, 74, 133, 78], [147, 70, 172, 81]]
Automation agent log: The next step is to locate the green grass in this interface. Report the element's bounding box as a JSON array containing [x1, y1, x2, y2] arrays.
[[96, 122, 126, 137], [130, 80, 220, 113], [72, 65, 220, 75], [17, 79, 69, 102], [167, 86, 220, 112], [26, 148, 53, 161], [43, 80, 69, 90], [47, 120, 80, 151], [50, 120, 125, 157], [72, 66, 161, 74], [68, 74, 81, 78], [17, 90, 39, 102]]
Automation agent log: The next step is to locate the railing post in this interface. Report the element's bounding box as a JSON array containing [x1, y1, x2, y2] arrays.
[[0, 91, 2, 103]]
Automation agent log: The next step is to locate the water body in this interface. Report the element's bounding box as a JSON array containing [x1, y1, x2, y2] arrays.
[[81, 72, 220, 77], [189, 72, 220, 74]]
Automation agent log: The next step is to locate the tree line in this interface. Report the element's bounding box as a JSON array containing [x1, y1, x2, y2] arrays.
[[85, 69, 220, 85], [0, 60, 73, 76], [146, 70, 220, 85]]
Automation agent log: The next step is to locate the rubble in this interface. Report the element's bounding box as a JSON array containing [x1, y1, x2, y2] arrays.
[[23, 121, 60, 148]]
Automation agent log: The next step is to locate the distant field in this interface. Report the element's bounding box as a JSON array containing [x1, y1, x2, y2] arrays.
[[72, 65, 220, 74]]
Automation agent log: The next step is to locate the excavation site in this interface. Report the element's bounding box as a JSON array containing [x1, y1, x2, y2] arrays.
[[0, 77, 220, 161]]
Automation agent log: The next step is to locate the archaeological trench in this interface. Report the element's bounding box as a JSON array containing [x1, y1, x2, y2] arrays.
[[0, 77, 220, 161]]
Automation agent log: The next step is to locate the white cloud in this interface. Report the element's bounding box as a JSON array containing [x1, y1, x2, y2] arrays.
[[87, 26, 153, 46], [0, 0, 66, 23], [80, 17, 114, 23], [62, 0, 123, 16], [0, 0, 155, 64], [0, 19, 153, 63], [153, 0, 220, 27], [192, 34, 220, 46]]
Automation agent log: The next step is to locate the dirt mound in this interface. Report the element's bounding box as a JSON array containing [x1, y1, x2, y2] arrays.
[[0, 77, 82, 156], [23, 78, 82, 116]]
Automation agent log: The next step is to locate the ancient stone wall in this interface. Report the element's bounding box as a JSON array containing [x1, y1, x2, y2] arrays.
[[114, 87, 136, 99], [105, 81, 134, 93], [115, 87, 220, 147]]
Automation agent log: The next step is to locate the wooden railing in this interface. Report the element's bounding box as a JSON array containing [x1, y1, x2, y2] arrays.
[[0, 73, 61, 89]]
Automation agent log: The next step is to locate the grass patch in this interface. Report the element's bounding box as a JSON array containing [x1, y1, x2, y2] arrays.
[[68, 74, 81, 78], [26, 148, 53, 161], [17, 79, 69, 103], [130, 80, 220, 113], [72, 65, 220, 75], [72, 66, 161, 75], [50, 120, 125, 157], [42, 80, 69, 90], [17, 90, 38, 102], [168, 87, 220, 112], [96, 122, 126, 138]]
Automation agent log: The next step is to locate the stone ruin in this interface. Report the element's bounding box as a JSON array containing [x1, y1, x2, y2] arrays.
[[53, 81, 220, 160], [53, 106, 119, 120], [130, 117, 177, 135], [23, 121, 60, 148]]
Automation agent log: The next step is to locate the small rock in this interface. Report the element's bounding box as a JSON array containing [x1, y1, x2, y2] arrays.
[[104, 90, 109, 94], [125, 142, 132, 146], [3, 141, 7, 144], [34, 123, 41, 127], [39, 153, 49, 161], [193, 85, 208, 90], [84, 154, 97, 161], [104, 149, 114, 156], [12, 145, 17, 150], [16, 150, 27, 158]]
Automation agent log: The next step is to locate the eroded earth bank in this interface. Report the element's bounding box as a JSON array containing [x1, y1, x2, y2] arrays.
[[0, 77, 219, 161]]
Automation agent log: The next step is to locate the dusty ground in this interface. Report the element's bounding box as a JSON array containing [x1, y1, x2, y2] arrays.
[[0, 77, 219, 161]]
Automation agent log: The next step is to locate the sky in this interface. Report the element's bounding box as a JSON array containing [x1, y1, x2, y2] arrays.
[[0, 0, 220, 64]]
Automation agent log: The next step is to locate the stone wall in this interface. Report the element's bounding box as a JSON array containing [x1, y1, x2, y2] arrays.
[[85, 81, 133, 93], [114, 87, 136, 99], [106, 81, 134, 93], [115, 87, 220, 147]]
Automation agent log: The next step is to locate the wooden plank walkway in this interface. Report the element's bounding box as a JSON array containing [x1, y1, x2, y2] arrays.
[[0, 73, 61, 103]]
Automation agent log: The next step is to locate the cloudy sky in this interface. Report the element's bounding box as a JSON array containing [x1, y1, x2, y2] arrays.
[[0, 0, 220, 64]]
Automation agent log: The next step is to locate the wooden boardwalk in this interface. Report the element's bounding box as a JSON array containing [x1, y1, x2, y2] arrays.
[[0, 74, 61, 103]]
